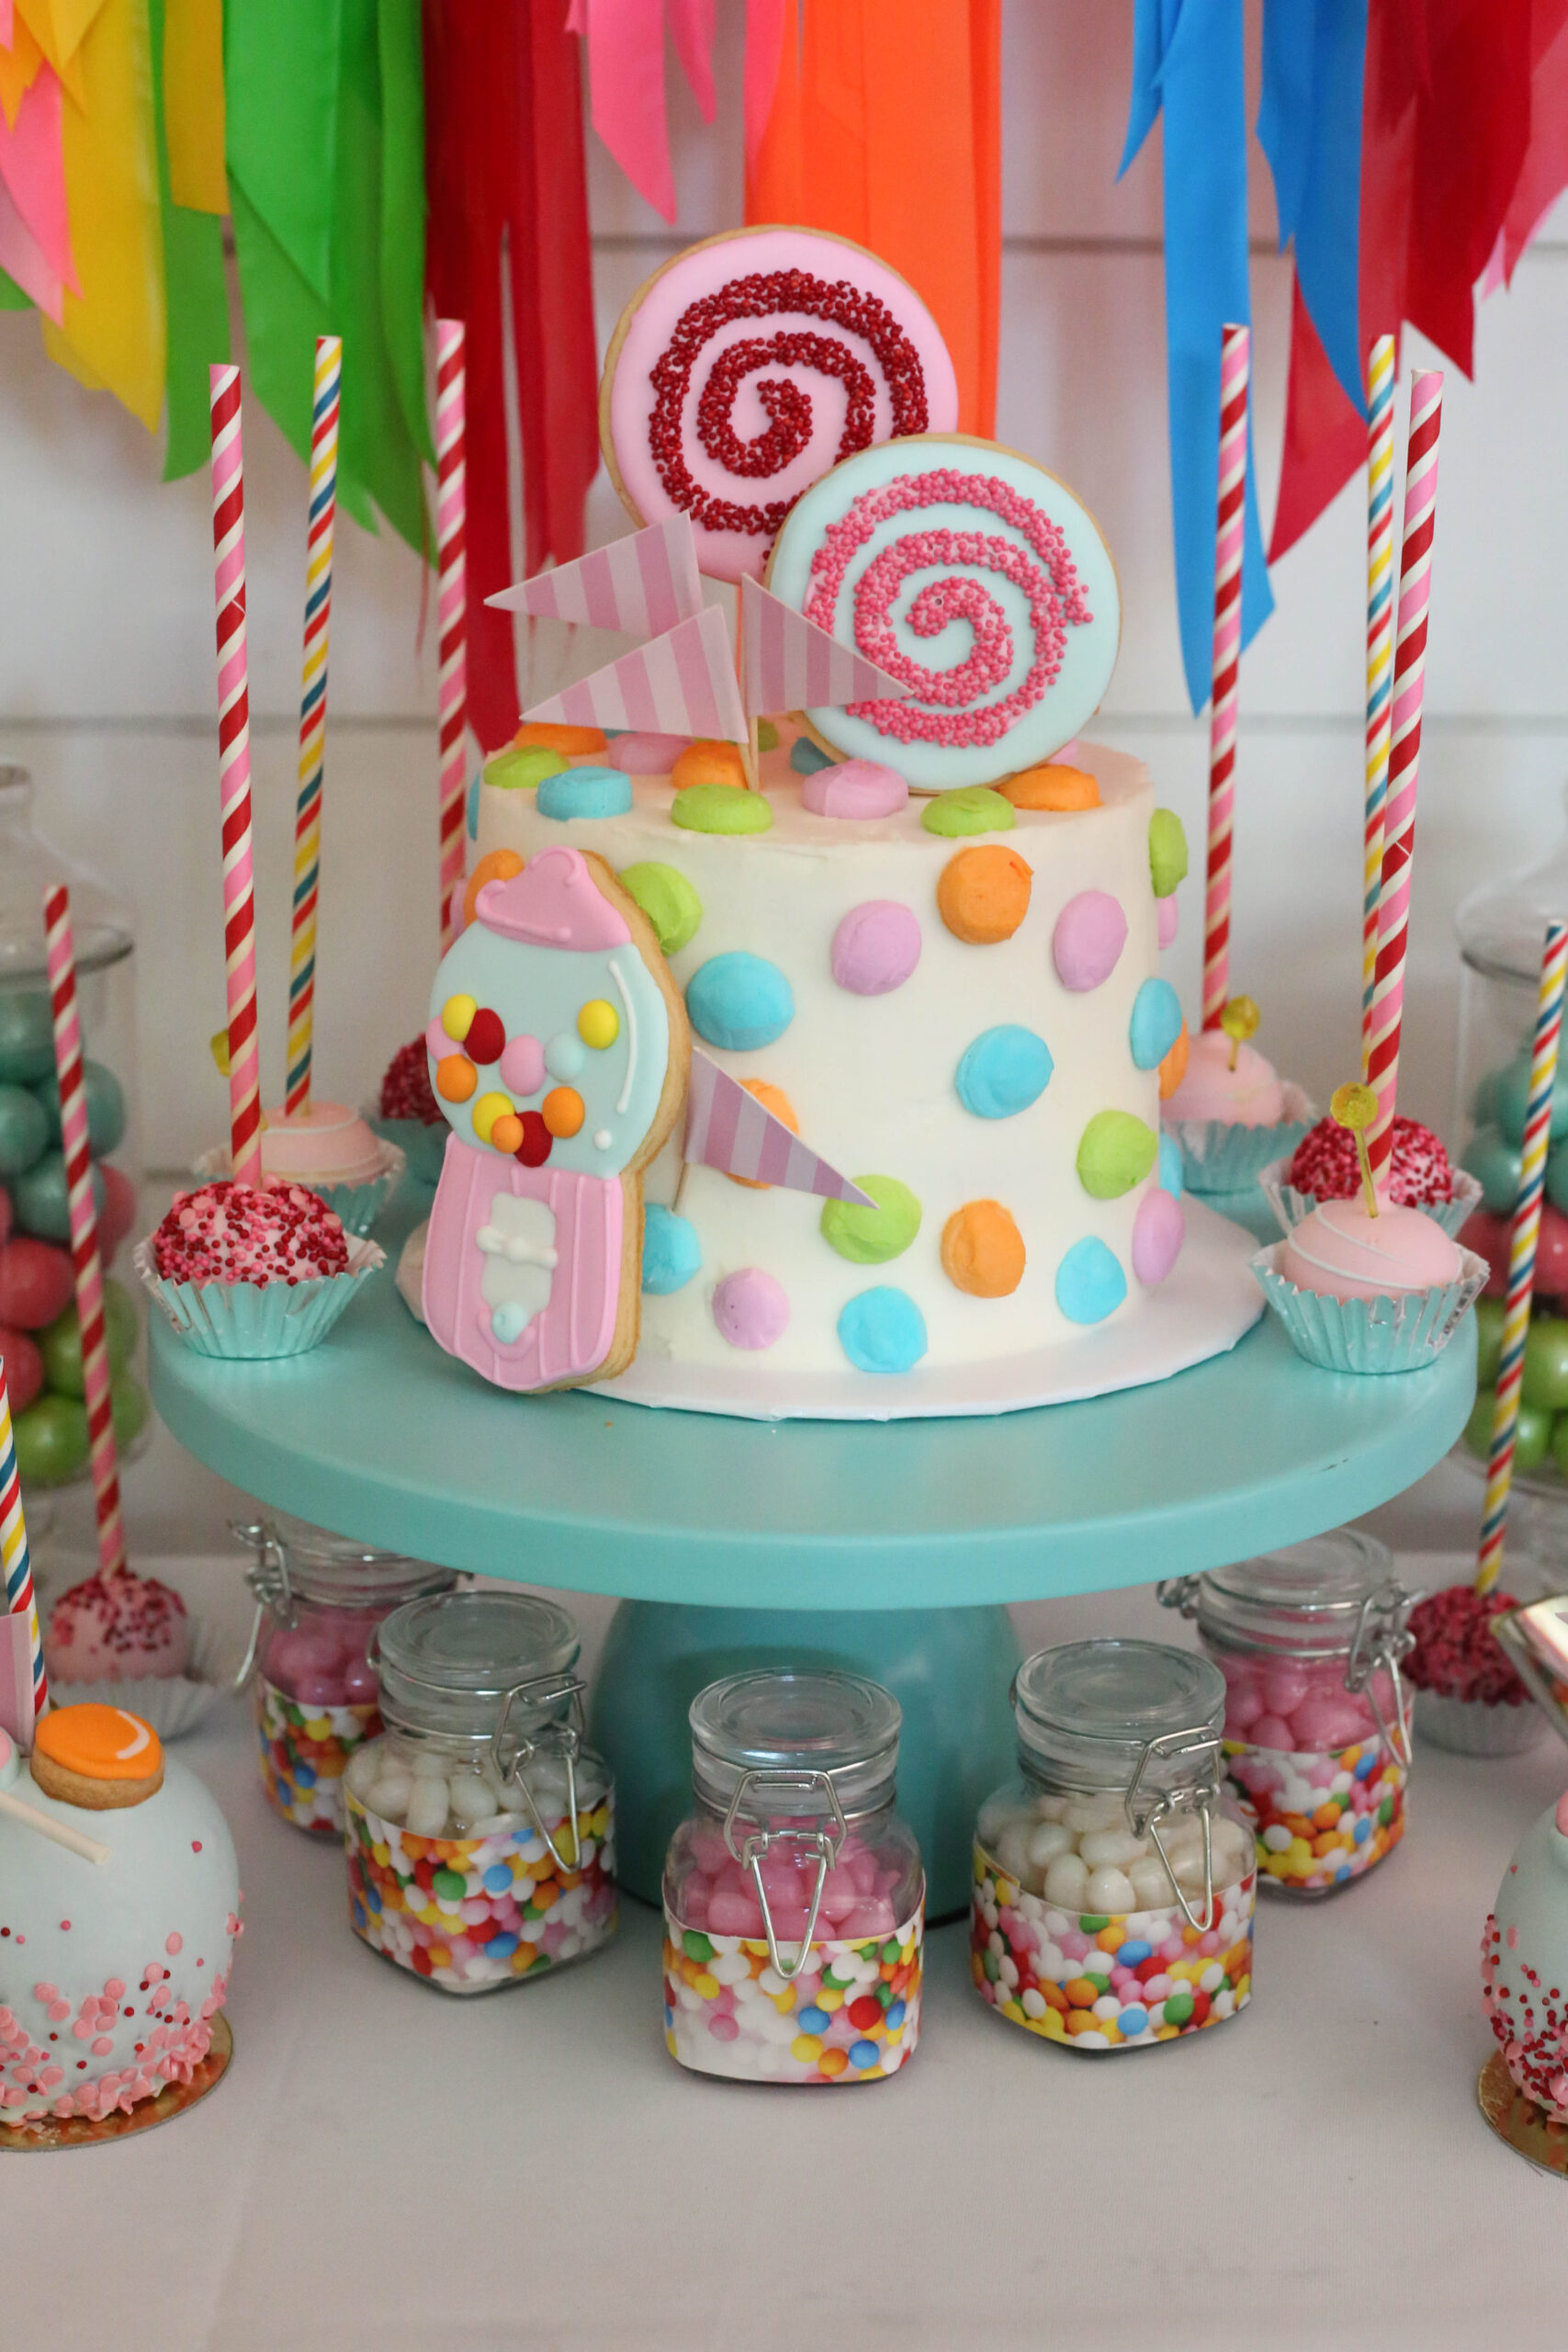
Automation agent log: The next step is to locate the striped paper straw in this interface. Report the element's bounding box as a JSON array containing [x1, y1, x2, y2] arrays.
[[0, 1355, 45, 1725], [1202, 323, 1249, 1030], [1366, 370, 1443, 1190], [436, 321, 467, 951], [209, 364, 263, 1189], [44, 885, 125, 1581], [286, 334, 342, 1117], [1362, 334, 1397, 1074], [1477, 922, 1568, 1596]]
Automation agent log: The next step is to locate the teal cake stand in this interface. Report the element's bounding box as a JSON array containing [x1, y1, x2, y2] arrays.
[[150, 1198, 1473, 1915]]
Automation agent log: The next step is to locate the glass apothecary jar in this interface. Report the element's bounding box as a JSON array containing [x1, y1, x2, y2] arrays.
[[1160, 1532, 1415, 1895], [233, 1516, 457, 1836], [973, 1640, 1256, 2052], [343, 1589, 615, 1994], [662, 1669, 924, 2085], [0, 766, 146, 1495]]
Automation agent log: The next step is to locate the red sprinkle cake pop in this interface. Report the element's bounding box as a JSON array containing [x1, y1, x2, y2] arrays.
[[152, 1181, 349, 1287], [1405, 1584, 1531, 1707], [1288, 1113, 1454, 1207]]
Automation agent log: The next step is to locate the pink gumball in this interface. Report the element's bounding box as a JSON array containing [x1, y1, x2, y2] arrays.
[[0, 1236, 75, 1330], [341, 1657, 378, 1703], [1250, 1713, 1298, 1752], [1291, 1691, 1375, 1748], [708, 1889, 765, 1936], [0, 1324, 43, 1413], [1224, 1680, 1265, 1732], [96, 1163, 138, 1261], [1539, 1205, 1568, 1295]]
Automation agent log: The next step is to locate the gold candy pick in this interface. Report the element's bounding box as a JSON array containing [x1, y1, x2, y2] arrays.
[[1330, 1080, 1380, 1217], [1220, 995, 1259, 1073], [209, 1027, 231, 1078]]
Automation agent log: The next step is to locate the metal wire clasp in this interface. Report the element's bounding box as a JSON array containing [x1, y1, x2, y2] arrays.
[[1346, 1581, 1416, 1769], [492, 1670, 589, 1876], [1156, 1576, 1201, 1621], [230, 1520, 292, 1691], [1125, 1724, 1224, 1933], [722, 1770, 849, 1982]]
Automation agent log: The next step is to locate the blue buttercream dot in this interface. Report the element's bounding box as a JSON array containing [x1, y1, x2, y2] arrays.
[[955, 1024, 1053, 1119], [685, 952, 795, 1050], [838, 1285, 928, 1374], [466, 772, 481, 839], [536, 764, 635, 821], [1129, 977, 1182, 1070], [1158, 1132, 1185, 1200], [1055, 1236, 1127, 1324], [790, 735, 832, 774], [642, 1204, 703, 1295]]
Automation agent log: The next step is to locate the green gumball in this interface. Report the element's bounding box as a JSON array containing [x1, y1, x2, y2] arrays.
[[0, 1083, 48, 1178], [39, 1277, 138, 1397], [1493, 1051, 1568, 1148], [1551, 1412, 1568, 1482], [13, 1149, 105, 1244], [1466, 1386, 1551, 1471], [110, 1368, 149, 1451], [1462, 1125, 1524, 1216], [1474, 1295, 1506, 1389], [0, 990, 54, 1087], [11, 1391, 89, 1487], [1522, 1314, 1568, 1412], [33, 1059, 127, 1157]]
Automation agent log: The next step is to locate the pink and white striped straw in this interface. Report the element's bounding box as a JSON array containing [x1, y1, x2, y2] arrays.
[[209, 363, 262, 1188], [1366, 370, 1444, 1190], [435, 321, 467, 952], [43, 884, 126, 1581], [1202, 323, 1249, 1030]]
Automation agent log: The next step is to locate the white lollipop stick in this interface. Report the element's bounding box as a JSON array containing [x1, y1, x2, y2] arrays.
[[0, 1785, 109, 1865]]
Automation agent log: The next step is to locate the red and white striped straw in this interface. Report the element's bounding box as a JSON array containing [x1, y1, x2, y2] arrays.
[[43, 884, 126, 1581], [435, 321, 467, 952], [209, 364, 263, 1189], [1202, 322, 1249, 1030], [1366, 370, 1443, 1189]]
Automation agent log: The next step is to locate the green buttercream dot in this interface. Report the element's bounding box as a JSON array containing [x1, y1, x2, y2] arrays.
[[920, 786, 1017, 838], [672, 785, 773, 835], [484, 744, 570, 791], [1149, 808, 1189, 897], [820, 1174, 921, 1263], [755, 718, 780, 752], [1077, 1110, 1158, 1199], [619, 861, 703, 954]]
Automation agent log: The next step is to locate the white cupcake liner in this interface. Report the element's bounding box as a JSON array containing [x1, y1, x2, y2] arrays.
[[1260, 1158, 1483, 1242], [1165, 1083, 1315, 1194], [195, 1140, 407, 1238], [1413, 1686, 1546, 1756], [133, 1233, 385, 1361], [365, 1104, 448, 1189], [47, 1617, 238, 1742], [1251, 1240, 1487, 1374]]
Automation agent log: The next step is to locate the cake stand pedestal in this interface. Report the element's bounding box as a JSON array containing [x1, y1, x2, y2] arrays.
[[150, 1200, 1474, 1914]]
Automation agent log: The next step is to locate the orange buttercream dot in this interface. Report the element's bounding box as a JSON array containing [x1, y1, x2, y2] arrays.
[[490, 1113, 525, 1155], [1158, 1017, 1190, 1101], [542, 1087, 585, 1138], [728, 1080, 798, 1188], [437, 1055, 477, 1103], [941, 1200, 1026, 1296], [672, 740, 747, 791], [936, 845, 1033, 944], [463, 848, 524, 931], [1000, 763, 1100, 811], [34, 1703, 163, 1781], [512, 722, 607, 756]]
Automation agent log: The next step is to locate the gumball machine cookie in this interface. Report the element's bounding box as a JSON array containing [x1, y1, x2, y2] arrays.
[[1161, 1532, 1415, 1894], [233, 1517, 457, 1836]]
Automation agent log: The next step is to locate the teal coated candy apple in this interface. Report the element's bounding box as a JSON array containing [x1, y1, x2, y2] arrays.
[[1474, 1295, 1506, 1389], [111, 1367, 149, 1451], [1493, 1050, 1568, 1147], [0, 1084, 48, 1178], [12, 1149, 105, 1244], [1465, 1389, 1551, 1470], [39, 1278, 138, 1397], [33, 1058, 127, 1158], [11, 1391, 89, 1486], [1522, 1315, 1568, 1413], [0, 991, 54, 1087], [1463, 1125, 1524, 1216]]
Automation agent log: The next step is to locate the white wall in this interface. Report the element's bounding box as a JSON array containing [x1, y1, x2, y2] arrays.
[[3, 2, 1565, 1175]]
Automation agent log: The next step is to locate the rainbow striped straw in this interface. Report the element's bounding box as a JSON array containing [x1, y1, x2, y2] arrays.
[[1201, 322, 1248, 1031], [210, 363, 263, 1189], [1477, 921, 1568, 1597], [0, 1353, 45, 1734], [45, 883, 127, 1584], [286, 334, 342, 1118], [435, 321, 467, 952], [1362, 334, 1396, 1075]]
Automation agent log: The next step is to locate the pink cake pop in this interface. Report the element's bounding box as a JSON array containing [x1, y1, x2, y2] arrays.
[[1164, 996, 1285, 1127]]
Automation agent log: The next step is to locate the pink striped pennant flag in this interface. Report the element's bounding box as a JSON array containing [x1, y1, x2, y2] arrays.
[[739, 574, 912, 718], [684, 1051, 873, 1204], [487, 517, 705, 639], [525, 605, 747, 743]]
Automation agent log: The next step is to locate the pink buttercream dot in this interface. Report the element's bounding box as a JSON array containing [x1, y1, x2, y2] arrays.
[[712, 1268, 791, 1351], [424, 1015, 456, 1065], [498, 1034, 547, 1096], [1157, 894, 1179, 949], [830, 900, 922, 996], [1132, 1187, 1184, 1285], [91, 2036, 114, 2057], [1052, 890, 1127, 991], [606, 730, 692, 774], [800, 758, 909, 819], [165, 1933, 184, 1956]]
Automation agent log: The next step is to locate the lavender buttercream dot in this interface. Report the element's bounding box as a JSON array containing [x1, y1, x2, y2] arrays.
[[712, 1267, 791, 1351], [1157, 895, 1179, 949], [800, 759, 909, 820], [830, 901, 923, 996], [1053, 890, 1128, 992], [1132, 1187, 1185, 1285]]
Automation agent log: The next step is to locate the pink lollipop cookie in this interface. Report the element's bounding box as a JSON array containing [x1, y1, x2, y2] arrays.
[[422, 848, 690, 1393], [601, 226, 959, 585]]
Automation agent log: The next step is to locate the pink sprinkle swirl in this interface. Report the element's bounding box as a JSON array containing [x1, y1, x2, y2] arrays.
[[802, 469, 1091, 749]]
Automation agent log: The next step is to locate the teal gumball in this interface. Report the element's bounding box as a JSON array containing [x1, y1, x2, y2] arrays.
[[11, 1392, 89, 1487], [1474, 1295, 1506, 1389], [1522, 1314, 1568, 1413], [12, 1149, 106, 1244], [33, 1059, 127, 1157], [110, 1368, 150, 1451], [0, 1084, 48, 1177], [1463, 1125, 1524, 1216], [1493, 1050, 1568, 1147], [1547, 1142, 1568, 1219], [0, 991, 53, 1086]]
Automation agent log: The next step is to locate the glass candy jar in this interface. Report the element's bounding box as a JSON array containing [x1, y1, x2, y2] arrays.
[[662, 1670, 924, 2085], [234, 1516, 457, 1835], [973, 1640, 1256, 2052], [343, 1589, 616, 1993], [1160, 1532, 1415, 1895]]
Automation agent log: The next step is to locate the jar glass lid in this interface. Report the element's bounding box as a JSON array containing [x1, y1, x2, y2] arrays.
[[375, 1590, 580, 1735], [1013, 1640, 1225, 1792], [235, 1514, 457, 1610], [1196, 1532, 1401, 1657], [690, 1669, 900, 1815]]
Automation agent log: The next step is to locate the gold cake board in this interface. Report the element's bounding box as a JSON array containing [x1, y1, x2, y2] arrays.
[[0, 2013, 232, 2153]]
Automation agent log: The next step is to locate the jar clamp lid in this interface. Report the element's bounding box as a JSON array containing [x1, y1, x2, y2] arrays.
[[689, 1670, 902, 1982], [230, 1516, 457, 1687]]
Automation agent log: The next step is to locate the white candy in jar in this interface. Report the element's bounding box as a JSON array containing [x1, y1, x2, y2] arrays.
[[981, 1787, 1252, 1905]]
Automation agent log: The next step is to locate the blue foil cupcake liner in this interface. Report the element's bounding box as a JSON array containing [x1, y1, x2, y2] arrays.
[[1164, 1083, 1315, 1194], [1260, 1159, 1483, 1243], [1251, 1240, 1486, 1374], [196, 1142, 406, 1238], [366, 1106, 448, 1189], [133, 1234, 385, 1361]]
